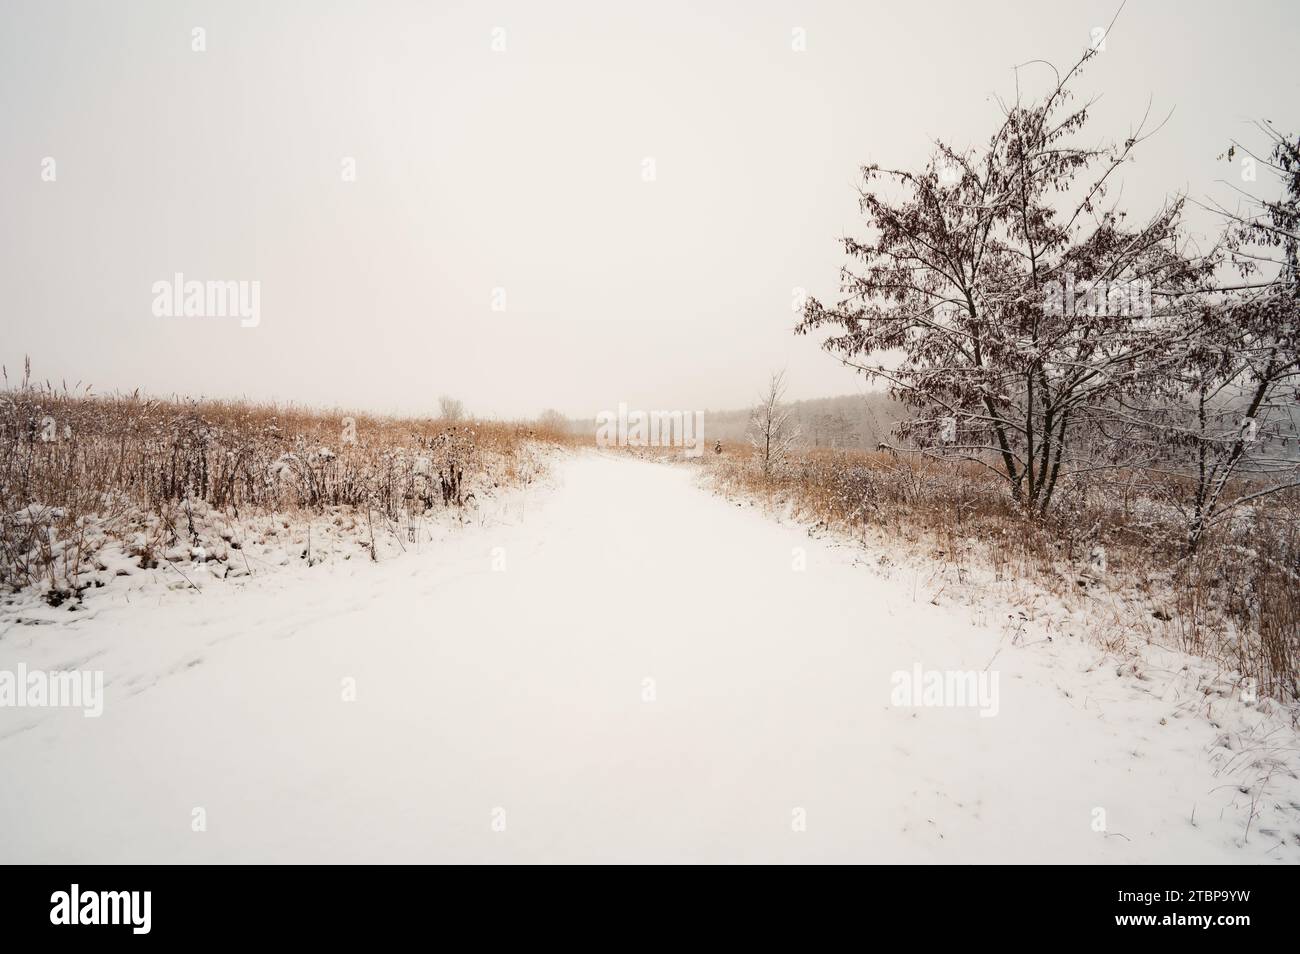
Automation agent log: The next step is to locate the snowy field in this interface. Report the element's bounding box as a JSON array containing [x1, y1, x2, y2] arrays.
[[1, 451, 1297, 863]]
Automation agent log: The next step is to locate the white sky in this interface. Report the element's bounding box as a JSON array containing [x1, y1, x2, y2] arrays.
[[2, 0, 1297, 418]]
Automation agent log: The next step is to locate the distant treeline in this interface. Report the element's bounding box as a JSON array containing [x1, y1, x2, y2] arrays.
[[562, 393, 906, 451]]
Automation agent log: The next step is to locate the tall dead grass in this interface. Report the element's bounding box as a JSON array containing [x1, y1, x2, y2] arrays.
[[0, 369, 577, 598]]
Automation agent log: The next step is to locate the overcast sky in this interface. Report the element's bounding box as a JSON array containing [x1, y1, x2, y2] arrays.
[[2, 0, 1297, 418]]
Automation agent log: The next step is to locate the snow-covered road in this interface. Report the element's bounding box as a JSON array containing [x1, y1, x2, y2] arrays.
[[1, 452, 1295, 863]]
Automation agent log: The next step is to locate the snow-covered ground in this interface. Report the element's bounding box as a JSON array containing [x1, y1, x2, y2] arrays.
[[1, 451, 1297, 863]]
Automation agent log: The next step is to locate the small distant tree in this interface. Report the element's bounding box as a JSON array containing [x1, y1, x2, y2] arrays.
[[749, 371, 799, 477], [537, 409, 569, 432], [438, 395, 465, 422]]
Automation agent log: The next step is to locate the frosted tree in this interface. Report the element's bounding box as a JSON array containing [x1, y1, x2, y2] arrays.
[[1174, 123, 1300, 550], [798, 40, 1213, 516], [749, 371, 799, 477], [438, 395, 465, 422]]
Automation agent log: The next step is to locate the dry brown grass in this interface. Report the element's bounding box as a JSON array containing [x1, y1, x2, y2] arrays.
[[0, 373, 579, 599]]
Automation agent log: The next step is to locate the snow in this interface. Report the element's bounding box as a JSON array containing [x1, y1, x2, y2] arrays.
[[1, 451, 1297, 863]]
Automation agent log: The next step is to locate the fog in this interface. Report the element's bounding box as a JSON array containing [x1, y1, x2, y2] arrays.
[[2, 0, 1295, 418]]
